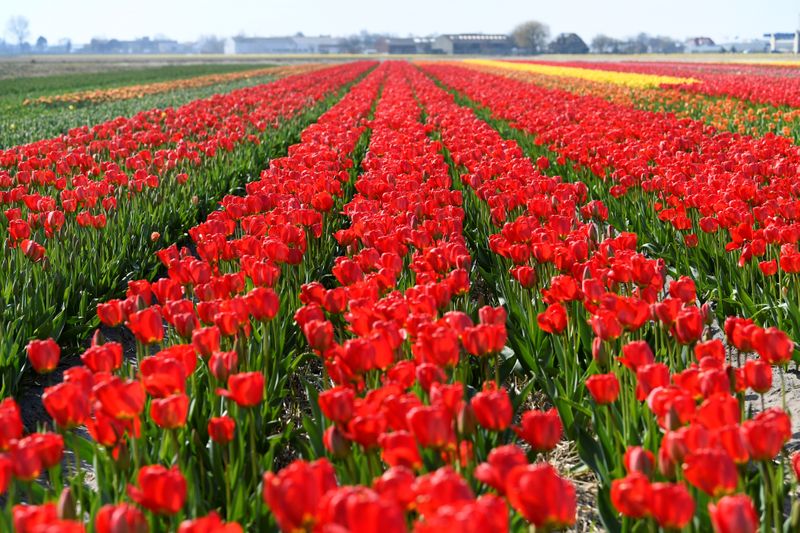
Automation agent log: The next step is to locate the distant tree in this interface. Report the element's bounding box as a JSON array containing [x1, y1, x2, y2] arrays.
[[549, 33, 589, 54], [591, 34, 620, 53], [35, 35, 47, 52], [6, 16, 29, 47], [198, 35, 224, 54], [512, 20, 550, 54]]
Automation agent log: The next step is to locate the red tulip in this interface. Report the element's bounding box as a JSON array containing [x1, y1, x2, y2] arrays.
[[471, 383, 513, 431], [586, 373, 620, 404], [741, 417, 787, 461], [412, 467, 474, 518], [611, 472, 652, 518], [619, 340, 654, 371], [0, 398, 23, 451], [217, 372, 264, 407], [709, 495, 758, 533], [743, 359, 772, 393], [26, 338, 60, 374], [752, 326, 794, 365], [406, 406, 454, 450], [97, 300, 125, 327], [208, 416, 236, 445], [514, 408, 562, 453], [81, 342, 123, 373], [94, 376, 146, 420], [650, 482, 694, 529], [623, 446, 655, 477], [95, 504, 148, 533], [178, 512, 243, 533], [127, 465, 187, 515], [262, 458, 338, 532], [673, 307, 704, 344], [13, 503, 57, 533], [683, 448, 738, 497], [128, 307, 164, 345], [141, 356, 187, 398], [318, 386, 356, 425], [506, 463, 576, 529], [537, 303, 567, 334], [474, 444, 527, 495], [43, 381, 90, 429], [150, 394, 189, 429], [378, 431, 422, 469], [246, 287, 279, 321], [372, 467, 416, 509], [192, 326, 221, 358], [208, 350, 238, 383]]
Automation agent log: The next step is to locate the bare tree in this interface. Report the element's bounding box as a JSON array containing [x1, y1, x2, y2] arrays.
[[6, 16, 29, 47], [591, 34, 619, 54], [512, 20, 550, 54]]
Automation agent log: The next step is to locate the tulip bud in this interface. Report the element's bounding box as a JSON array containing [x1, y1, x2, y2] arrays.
[[114, 440, 130, 472], [592, 337, 610, 368], [457, 403, 477, 436], [322, 425, 350, 459], [665, 405, 682, 431], [57, 487, 76, 520], [623, 447, 655, 477], [151, 232, 160, 241]]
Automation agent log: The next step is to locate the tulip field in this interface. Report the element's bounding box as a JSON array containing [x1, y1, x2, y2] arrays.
[[3, 56, 800, 532]]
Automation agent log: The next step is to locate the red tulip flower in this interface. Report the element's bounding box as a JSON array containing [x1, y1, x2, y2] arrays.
[[208, 416, 236, 445], [378, 431, 422, 469], [0, 398, 23, 451], [150, 394, 189, 429], [13, 503, 57, 533], [537, 303, 568, 334], [128, 307, 164, 345], [178, 512, 243, 533], [514, 408, 563, 453], [586, 373, 620, 404], [683, 448, 738, 497], [611, 472, 652, 519], [650, 482, 694, 529], [743, 359, 772, 393], [505, 463, 576, 529], [26, 338, 60, 374], [127, 465, 187, 515], [95, 504, 148, 533], [473, 444, 527, 495], [42, 381, 90, 429], [471, 383, 513, 431], [217, 372, 265, 407], [262, 458, 338, 532], [709, 495, 758, 533]]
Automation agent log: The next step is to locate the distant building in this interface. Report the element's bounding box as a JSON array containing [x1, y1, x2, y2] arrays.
[[293, 36, 347, 54], [719, 39, 770, 54], [376, 37, 434, 54], [224, 37, 298, 54], [224, 35, 347, 54], [432, 34, 513, 55], [763, 32, 800, 53], [684, 37, 724, 53]]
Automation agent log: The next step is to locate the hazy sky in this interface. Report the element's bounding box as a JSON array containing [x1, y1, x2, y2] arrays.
[[2, 0, 799, 44]]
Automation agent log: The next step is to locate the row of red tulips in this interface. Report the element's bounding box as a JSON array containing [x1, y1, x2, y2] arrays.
[[280, 62, 576, 532], [417, 62, 800, 530], [517, 59, 800, 109], [0, 61, 375, 396]]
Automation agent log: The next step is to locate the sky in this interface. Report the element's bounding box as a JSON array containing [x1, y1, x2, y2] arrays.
[[2, 0, 798, 45]]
